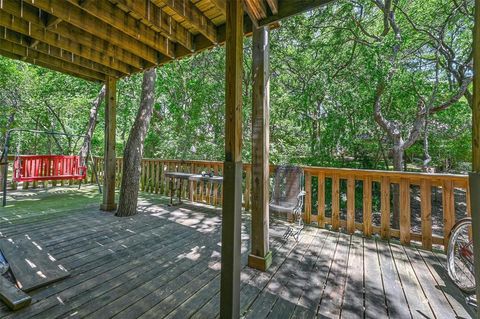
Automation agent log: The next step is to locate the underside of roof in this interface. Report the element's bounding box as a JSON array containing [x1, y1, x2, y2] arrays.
[[0, 0, 334, 82]]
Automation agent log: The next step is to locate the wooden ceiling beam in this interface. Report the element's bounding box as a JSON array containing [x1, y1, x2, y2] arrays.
[[109, 0, 194, 52], [174, 13, 260, 61], [0, 40, 105, 82], [258, 0, 335, 26], [244, 0, 268, 22], [204, 0, 226, 16], [266, 0, 278, 14], [0, 27, 126, 78], [22, 0, 170, 63], [0, 50, 99, 82], [65, 0, 180, 55], [153, 0, 218, 44], [0, 18, 136, 75], [0, 2, 145, 71]]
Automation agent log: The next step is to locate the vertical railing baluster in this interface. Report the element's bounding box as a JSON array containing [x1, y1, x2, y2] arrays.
[[421, 179, 432, 250], [380, 176, 390, 239], [347, 176, 355, 234], [331, 175, 340, 231], [317, 172, 325, 228], [304, 171, 312, 225], [363, 176, 372, 237], [442, 180, 455, 249], [400, 178, 411, 245]]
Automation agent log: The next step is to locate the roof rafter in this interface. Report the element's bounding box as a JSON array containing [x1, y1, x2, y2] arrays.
[[153, 0, 218, 44], [0, 50, 99, 82], [258, 0, 335, 26], [266, 0, 278, 14], [0, 40, 105, 82], [23, 0, 172, 64], [0, 18, 135, 75], [66, 0, 180, 55], [244, 0, 268, 22], [0, 2, 145, 71], [0, 27, 126, 78], [109, 0, 194, 52], [203, 0, 226, 16]]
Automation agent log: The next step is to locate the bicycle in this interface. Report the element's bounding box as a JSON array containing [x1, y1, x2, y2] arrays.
[[447, 217, 477, 302]]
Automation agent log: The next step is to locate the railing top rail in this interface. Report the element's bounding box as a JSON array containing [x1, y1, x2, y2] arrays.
[[91, 156, 468, 182]]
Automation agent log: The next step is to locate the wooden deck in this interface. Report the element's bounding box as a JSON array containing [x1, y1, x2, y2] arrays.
[[0, 186, 474, 318]]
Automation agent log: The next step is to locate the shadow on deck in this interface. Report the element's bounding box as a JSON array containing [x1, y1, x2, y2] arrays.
[[0, 186, 474, 318]]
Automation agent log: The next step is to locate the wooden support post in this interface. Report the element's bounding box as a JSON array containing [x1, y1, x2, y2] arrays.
[[220, 1, 243, 318], [100, 77, 117, 211], [248, 25, 272, 272], [471, 1, 480, 315]]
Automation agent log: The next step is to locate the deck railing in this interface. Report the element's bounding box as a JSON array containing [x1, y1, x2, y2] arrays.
[[4, 155, 469, 250], [90, 157, 469, 250]]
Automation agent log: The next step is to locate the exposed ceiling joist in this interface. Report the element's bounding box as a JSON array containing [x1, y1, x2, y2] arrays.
[[153, 0, 218, 44], [66, 0, 179, 56], [23, 0, 171, 64], [0, 41, 105, 82], [203, 0, 226, 16], [265, 0, 278, 14], [0, 28, 126, 78], [258, 0, 335, 26], [0, 1, 145, 71], [0, 50, 100, 82], [0, 11, 139, 74], [244, 0, 268, 22], [109, 0, 194, 52]]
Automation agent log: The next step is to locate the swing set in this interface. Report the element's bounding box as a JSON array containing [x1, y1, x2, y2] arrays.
[[1, 129, 101, 207]]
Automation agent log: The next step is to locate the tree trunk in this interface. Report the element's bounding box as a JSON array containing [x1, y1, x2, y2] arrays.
[[116, 68, 157, 217], [0, 106, 19, 162], [80, 85, 106, 160], [0, 104, 20, 192]]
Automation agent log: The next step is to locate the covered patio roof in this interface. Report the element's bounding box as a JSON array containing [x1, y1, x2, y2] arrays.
[[0, 0, 333, 82]]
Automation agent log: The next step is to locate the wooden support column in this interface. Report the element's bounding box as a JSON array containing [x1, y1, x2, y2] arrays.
[[248, 25, 272, 272], [220, 1, 243, 318], [471, 1, 480, 317], [100, 77, 117, 211]]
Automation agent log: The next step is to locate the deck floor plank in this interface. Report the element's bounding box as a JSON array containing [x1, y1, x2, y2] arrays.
[[427, 250, 475, 318], [317, 232, 351, 318], [275, 230, 329, 318], [363, 239, 388, 319], [340, 234, 364, 319], [377, 240, 411, 318], [0, 187, 473, 319], [403, 246, 457, 319], [33, 231, 215, 318], [2, 223, 201, 318], [247, 228, 319, 319], [390, 243, 435, 318], [189, 234, 287, 319]]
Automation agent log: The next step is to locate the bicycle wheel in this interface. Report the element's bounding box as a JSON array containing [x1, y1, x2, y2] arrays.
[[447, 218, 476, 294]]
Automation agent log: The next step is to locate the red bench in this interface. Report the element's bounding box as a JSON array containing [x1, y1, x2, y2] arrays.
[[13, 155, 86, 182]]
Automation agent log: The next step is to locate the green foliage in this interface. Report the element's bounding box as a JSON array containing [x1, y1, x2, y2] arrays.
[[0, 0, 474, 173]]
